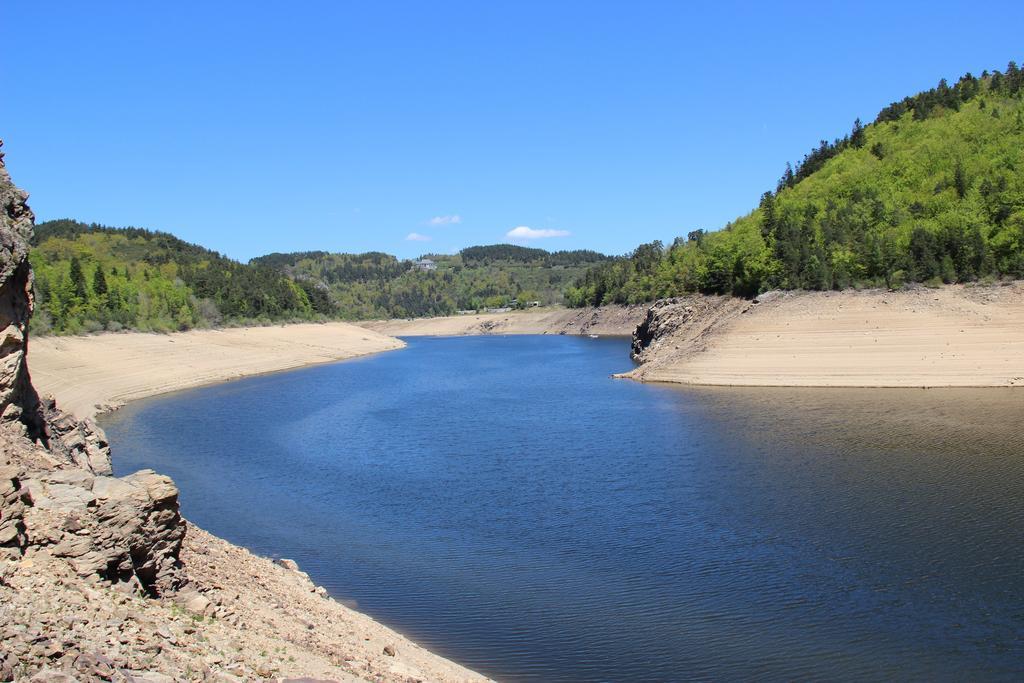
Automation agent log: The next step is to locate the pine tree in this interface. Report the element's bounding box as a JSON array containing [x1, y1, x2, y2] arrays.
[[777, 163, 795, 193], [851, 118, 866, 148], [954, 160, 968, 199], [93, 265, 108, 296], [1006, 61, 1020, 93], [759, 192, 776, 239], [69, 257, 88, 300]]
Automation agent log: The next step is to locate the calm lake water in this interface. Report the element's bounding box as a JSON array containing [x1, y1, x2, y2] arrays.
[[101, 336, 1024, 681]]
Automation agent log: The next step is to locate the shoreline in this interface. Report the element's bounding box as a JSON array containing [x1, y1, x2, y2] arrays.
[[23, 321, 493, 681], [29, 284, 1024, 415], [27, 306, 647, 421], [29, 322, 406, 419], [356, 304, 647, 338], [635, 376, 1024, 390], [626, 283, 1024, 389]]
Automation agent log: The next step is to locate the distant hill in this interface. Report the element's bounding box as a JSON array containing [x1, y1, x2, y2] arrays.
[[29, 220, 612, 333], [568, 60, 1024, 306], [458, 244, 610, 267], [251, 245, 611, 319]]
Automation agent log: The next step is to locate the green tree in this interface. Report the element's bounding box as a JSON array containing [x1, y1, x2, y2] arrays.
[[69, 257, 88, 301], [953, 160, 968, 199], [92, 265, 108, 296], [759, 192, 776, 239], [851, 118, 866, 148], [515, 289, 539, 308]]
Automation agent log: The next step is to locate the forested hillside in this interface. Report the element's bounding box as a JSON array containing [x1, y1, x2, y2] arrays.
[[568, 61, 1024, 306], [29, 222, 610, 333], [252, 245, 610, 319], [29, 220, 318, 334]]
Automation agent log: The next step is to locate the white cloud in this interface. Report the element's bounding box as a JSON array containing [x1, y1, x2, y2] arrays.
[[505, 226, 571, 240], [405, 232, 432, 241], [428, 214, 462, 225]]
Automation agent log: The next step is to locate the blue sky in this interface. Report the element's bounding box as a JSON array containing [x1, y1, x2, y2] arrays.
[[2, 2, 1022, 261]]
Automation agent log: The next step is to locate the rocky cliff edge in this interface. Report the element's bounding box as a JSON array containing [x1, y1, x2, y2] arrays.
[[0, 140, 185, 599]]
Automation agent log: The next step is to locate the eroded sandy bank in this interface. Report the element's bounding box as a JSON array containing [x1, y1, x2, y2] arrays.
[[357, 305, 646, 337], [29, 323, 406, 419], [628, 283, 1024, 387]]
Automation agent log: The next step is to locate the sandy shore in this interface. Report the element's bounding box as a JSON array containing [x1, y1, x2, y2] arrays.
[[29, 323, 405, 419], [358, 305, 645, 337], [630, 283, 1024, 387]]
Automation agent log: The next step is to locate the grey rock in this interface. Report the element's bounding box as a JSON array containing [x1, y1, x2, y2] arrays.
[[276, 558, 300, 571], [184, 593, 212, 617], [752, 289, 783, 304], [0, 653, 15, 682], [28, 668, 80, 683], [125, 675, 176, 683], [25, 481, 96, 510], [43, 470, 95, 489], [73, 652, 115, 679]]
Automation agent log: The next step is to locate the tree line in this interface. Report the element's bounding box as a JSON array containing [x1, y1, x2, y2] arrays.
[[258, 247, 609, 319], [29, 222, 612, 333], [459, 244, 611, 267]]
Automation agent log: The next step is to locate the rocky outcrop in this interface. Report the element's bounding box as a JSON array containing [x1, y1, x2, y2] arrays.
[[0, 463, 30, 556], [21, 468, 185, 595], [622, 294, 752, 382], [41, 397, 113, 476], [0, 139, 46, 442], [631, 298, 694, 360], [0, 140, 184, 595], [630, 295, 751, 363]]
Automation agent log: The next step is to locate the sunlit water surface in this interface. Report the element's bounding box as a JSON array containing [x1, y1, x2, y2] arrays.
[[102, 336, 1024, 681]]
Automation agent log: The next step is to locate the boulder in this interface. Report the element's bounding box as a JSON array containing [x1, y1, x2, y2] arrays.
[[28, 669, 79, 683], [277, 558, 300, 571], [18, 468, 185, 594]]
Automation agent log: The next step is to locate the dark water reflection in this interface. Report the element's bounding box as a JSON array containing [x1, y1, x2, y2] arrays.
[[101, 336, 1024, 681]]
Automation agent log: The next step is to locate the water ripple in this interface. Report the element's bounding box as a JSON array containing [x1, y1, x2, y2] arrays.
[[103, 336, 1024, 682]]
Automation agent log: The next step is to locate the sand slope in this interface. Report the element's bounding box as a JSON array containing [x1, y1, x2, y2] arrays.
[[358, 305, 645, 337], [30, 323, 405, 419], [633, 283, 1024, 387]]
